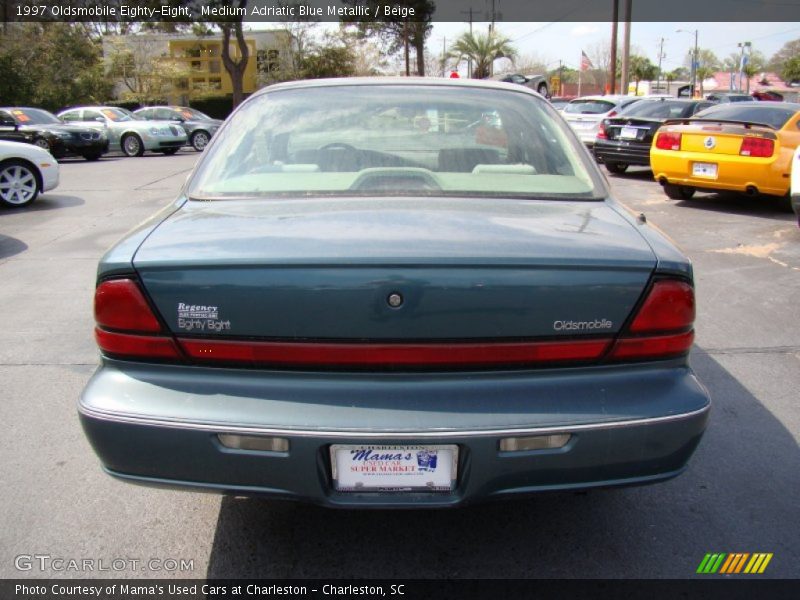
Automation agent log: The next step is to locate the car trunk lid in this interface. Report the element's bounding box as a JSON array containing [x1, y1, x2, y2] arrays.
[[131, 197, 657, 341]]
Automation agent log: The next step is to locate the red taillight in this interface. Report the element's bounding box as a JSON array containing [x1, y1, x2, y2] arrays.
[[94, 278, 181, 360], [629, 280, 695, 333], [94, 279, 161, 332], [739, 137, 774, 157], [95, 328, 181, 359], [607, 110, 617, 117], [597, 121, 608, 140], [655, 132, 682, 151], [609, 279, 695, 361]]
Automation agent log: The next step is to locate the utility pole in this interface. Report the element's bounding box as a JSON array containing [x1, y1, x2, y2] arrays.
[[610, 0, 618, 94], [656, 37, 665, 93], [737, 41, 752, 93], [693, 29, 698, 96], [620, 0, 632, 95], [460, 7, 475, 78], [677, 28, 699, 97]]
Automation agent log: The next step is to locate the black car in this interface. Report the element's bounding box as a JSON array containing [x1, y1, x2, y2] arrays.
[[0, 107, 109, 161], [706, 93, 753, 103], [133, 106, 222, 152], [593, 98, 713, 173]]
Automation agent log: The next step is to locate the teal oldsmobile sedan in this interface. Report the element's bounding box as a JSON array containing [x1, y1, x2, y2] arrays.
[[79, 78, 710, 507]]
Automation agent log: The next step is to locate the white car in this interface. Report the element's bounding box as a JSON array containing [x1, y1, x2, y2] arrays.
[[563, 95, 643, 147], [0, 140, 59, 207], [791, 145, 800, 226], [56, 106, 187, 157]]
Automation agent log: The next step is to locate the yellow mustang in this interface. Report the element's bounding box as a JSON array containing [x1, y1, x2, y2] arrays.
[[650, 102, 800, 201]]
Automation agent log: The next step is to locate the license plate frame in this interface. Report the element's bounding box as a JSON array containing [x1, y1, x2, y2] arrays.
[[692, 162, 718, 178], [330, 444, 458, 493], [620, 126, 639, 139]]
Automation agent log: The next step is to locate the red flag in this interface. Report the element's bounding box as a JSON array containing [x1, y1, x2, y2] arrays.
[[581, 50, 594, 72]]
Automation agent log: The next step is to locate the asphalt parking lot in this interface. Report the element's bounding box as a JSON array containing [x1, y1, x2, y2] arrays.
[[0, 152, 798, 579]]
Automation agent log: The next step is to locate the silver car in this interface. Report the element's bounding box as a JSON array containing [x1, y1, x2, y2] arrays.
[[56, 106, 187, 157], [563, 95, 642, 147]]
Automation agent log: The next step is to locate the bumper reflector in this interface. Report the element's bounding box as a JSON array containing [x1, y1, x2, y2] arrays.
[[217, 434, 289, 452], [499, 434, 571, 452]]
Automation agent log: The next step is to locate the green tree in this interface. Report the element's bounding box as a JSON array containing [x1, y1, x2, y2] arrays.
[[341, 1, 435, 76], [448, 30, 517, 79], [628, 55, 657, 94], [299, 34, 357, 79], [664, 67, 688, 94], [768, 38, 800, 73], [687, 49, 719, 95], [105, 37, 191, 105], [782, 56, 800, 83], [0, 23, 111, 110]]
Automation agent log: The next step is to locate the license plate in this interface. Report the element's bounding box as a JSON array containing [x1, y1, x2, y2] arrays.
[[571, 121, 593, 129], [330, 444, 458, 492], [692, 162, 718, 178], [620, 126, 639, 139]]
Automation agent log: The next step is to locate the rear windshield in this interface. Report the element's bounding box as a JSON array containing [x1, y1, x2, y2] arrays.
[[694, 104, 797, 129], [620, 101, 695, 119], [564, 99, 616, 114], [188, 85, 603, 200]]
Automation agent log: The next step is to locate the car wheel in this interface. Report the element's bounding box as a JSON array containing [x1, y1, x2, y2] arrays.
[[0, 159, 40, 208], [663, 183, 695, 200], [33, 138, 51, 151], [121, 133, 144, 157], [190, 130, 210, 152], [160, 148, 180, 156], [605, 162, 628, 174], [82, 151, 102, 161]]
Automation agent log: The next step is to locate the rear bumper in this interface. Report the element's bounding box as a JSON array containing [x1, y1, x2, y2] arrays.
[[79, 359, 710, 508], [594, 140, 651, 166], [652, 150, 788, 197]]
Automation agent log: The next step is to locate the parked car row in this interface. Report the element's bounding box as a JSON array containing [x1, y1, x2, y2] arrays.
[[593, 98, 713, 173], [563, 92, 800, 212], [0, 105, 222, 160]]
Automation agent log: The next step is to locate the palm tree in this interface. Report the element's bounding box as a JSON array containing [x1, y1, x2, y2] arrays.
[[448, 30, 517, 79], [629, 55, 657, 95]]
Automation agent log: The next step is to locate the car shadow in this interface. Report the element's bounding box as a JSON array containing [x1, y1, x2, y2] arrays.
[[676, 192, 794, 221], [0, 234, 27, 259], [0, 194, 85, 213], [56, 156, 123, 164], [204, 348, 799, 578], [606, 166, 653, 180]]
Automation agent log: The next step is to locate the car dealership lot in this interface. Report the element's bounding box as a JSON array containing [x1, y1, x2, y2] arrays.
[[0, 155, 797, 578]]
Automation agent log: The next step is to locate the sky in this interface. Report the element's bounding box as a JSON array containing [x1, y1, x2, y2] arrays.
[[251, 20, 800, 74], [431, 21, 800, 72]]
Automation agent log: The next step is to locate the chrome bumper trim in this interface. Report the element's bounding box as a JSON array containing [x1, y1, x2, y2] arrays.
[[78, 402, 710, 439]]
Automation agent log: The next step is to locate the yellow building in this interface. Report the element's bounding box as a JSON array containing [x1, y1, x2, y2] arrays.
[[168, 38, 258, 96], [103, 31, 291, 104]]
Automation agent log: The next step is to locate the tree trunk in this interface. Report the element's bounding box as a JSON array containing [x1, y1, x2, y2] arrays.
[[218, 1, 250, 109], [414, 24, 425, 76], [403, 21, 410, 76]]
